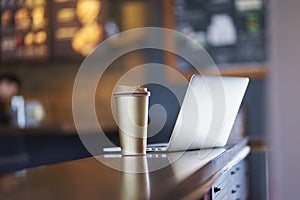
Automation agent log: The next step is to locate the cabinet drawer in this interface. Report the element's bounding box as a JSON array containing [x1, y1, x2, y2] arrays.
[[211, 160, 248, 200]]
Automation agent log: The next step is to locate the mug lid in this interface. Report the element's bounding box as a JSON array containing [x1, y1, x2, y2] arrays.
[[113, 85, 150, 97]]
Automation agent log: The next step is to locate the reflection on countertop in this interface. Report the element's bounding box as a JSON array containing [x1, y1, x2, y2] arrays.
[[0, 138, 249, 200]]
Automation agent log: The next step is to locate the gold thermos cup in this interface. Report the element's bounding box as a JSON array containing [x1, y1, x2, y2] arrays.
[[113, 86, 150, 156]]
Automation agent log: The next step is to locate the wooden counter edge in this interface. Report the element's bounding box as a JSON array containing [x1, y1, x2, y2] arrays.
[[164, 138, 250, 199]]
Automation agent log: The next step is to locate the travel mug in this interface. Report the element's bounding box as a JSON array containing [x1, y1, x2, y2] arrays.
[[113, 85, 150, 156]]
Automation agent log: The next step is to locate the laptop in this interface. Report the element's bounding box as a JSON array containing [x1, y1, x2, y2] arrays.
[[103, 75, 249, 153]]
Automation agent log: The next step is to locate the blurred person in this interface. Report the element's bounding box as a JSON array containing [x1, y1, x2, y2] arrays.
[[0, 73, 21, 125]]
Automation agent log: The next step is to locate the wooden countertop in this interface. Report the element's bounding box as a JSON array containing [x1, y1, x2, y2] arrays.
[[0, 138, 249, 200]]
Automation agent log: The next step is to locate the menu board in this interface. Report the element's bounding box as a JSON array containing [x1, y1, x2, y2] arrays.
[[174, 0, 266, 71], [52, 0, 104, 60], [0, 0, 49, 63]]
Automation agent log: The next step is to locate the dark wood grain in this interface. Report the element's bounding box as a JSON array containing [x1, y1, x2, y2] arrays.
[[0, 138, 249, 200]]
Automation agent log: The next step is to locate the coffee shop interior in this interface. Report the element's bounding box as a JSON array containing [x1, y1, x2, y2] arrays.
[[0, 0, 299, 199]]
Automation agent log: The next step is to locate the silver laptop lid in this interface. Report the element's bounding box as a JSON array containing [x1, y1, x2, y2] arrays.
[[168, 75, 249, 152]]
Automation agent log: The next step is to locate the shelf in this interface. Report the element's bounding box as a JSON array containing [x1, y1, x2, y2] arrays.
[[167, 65, 268, 83], [183, 65, 268, 80]]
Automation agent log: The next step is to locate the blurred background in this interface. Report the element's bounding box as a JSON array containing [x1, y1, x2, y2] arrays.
[[0, 0, 267, 132]]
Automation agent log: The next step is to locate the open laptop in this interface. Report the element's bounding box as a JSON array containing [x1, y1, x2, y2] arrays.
[[103, 75, 249, 153]]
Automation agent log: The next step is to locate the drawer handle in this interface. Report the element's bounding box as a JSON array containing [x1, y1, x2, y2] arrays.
[[214, 187, 221, 193]]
